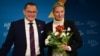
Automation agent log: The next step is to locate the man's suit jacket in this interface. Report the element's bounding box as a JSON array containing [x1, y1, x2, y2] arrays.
[[45, 19, 83, 56], [0, 19, 45, 56]]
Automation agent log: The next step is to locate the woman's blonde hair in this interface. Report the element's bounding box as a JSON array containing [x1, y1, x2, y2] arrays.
[[53, 2, 65, 12]]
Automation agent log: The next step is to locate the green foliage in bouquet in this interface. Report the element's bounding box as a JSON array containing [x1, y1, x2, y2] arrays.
[[47, 25, 73, 56]]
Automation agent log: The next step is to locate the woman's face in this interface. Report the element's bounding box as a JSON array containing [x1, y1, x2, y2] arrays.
[[53, 6, 65, 21]]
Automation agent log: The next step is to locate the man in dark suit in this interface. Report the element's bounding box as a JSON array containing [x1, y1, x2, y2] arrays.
[[0, 2, 45, 56], [45, 2, 83, 56]]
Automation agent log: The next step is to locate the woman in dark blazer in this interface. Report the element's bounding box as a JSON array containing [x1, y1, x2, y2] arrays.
[[45, 2, 83, 56]]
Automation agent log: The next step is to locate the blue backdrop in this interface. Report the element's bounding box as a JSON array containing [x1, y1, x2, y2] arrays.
[[0, 0, 100, 56]]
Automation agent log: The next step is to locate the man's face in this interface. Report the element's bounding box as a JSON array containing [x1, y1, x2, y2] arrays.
[[23, 5, 37, 22], [53, 6, 65, 21]]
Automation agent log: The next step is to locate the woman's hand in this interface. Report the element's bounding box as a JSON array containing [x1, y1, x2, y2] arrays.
[[61, 44, 71, 51]]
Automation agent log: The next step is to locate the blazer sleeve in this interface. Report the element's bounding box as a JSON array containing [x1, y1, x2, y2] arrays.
[[68, 21, 83, 51], [0, 22, 14, 56]]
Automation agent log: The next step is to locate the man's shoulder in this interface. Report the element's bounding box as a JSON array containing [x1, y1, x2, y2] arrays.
[[45, 21, 53, 27], [36, 19, 44, 22], [46, 21, 53, 24], [35, 19, 45, 24], [11, 19, 24, 25], [12, 19, 24, 23]]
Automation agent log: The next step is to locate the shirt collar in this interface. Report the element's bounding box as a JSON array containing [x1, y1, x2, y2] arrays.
[[53, 18, 64, 25], [25, 18, 36, 24]]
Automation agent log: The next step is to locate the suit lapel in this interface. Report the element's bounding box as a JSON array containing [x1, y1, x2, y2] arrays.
[[48, 21, 53, 32], [19, 19, 26, 45], [35, 20, 41, 38], [64, 20, 69, 30]]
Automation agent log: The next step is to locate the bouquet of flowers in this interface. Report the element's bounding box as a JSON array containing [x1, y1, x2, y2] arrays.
[[45, 25, 73, 56]]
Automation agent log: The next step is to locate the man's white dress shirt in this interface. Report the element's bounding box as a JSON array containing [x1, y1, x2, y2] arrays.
[[25, 18, 40, 56]]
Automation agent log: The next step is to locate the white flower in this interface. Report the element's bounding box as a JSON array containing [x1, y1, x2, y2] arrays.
[[60, 32, 66, 37], [67, 27, 71, 31], [47, 35, 51, 39], [66, 32, 70, 35], [54, 32, 59, 36], [45, 39, 49, 45], [45, 35, 51, 45]]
